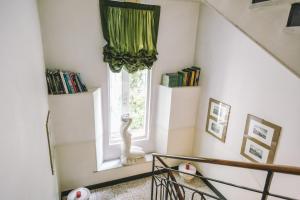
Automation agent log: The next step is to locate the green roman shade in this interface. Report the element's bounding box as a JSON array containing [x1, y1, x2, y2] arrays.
[[100, 0, 160, 73]]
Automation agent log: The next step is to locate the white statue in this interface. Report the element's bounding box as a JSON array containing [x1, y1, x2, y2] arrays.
[[120, 114, 145, 165]]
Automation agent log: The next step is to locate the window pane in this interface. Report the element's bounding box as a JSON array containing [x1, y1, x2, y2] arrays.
[[109, 69, 149, 142], [109, 71, 122, 141], [128, 70, 148, 137]]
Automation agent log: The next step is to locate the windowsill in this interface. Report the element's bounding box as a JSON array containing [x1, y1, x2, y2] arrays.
[[95, 153, 153, 172], [109, 136, 149, 146]]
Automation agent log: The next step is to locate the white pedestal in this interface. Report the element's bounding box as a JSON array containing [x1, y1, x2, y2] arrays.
[[155, 85, 201, 156], [48, 88, 104, 172], [48, 88, 102, 142]]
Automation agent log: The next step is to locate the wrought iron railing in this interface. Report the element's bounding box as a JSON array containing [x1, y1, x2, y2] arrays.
[[151, 153, 300, 200]]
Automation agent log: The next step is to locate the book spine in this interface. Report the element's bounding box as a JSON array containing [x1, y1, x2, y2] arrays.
[[190, 67, 200, 86], [167, 73, 178, 87], [65, 72, 74, 93], [57, 71, 65, 94], [197, 68, 201, 85], [183, 71, 188, 86], [46, 70, 52, 94], [182, 69, 189, 86], [70, 73, 79, 93], [74, 74, 83, 92], [187, 71, 192, 86], [50, 71, 58, 94], [178, 72, 183, 87], [180, 74, 184, 86], [63, 73, 72, 93], [195, 70, 200, 86], [161, 74, 169, 87], [190, 70, 195, 86], [191, 66, 201, 86], [53, 70, 63, 94], [76, 73, 87, 92], [60, 71, 69, 94]]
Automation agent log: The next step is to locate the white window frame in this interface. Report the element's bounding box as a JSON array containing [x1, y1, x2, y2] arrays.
[[103, 66, 152, 161]]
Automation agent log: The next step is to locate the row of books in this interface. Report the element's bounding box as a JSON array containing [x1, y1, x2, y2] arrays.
[[161, 66, 201, 87], [46, 69, 87, 94]]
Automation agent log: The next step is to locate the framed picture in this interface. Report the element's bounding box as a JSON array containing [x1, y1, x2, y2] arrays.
[[206, 98, 231, 142], [241, 114, 281, 164]]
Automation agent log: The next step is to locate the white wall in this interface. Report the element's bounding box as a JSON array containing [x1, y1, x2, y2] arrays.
[[205, 0, 300, 78], [38, 0, 200, 191], [0, 0, 59, 199], [193, 3, 300, 199]]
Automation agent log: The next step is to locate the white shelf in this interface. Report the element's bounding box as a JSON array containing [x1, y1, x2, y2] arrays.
[[48, 88, 98, 96]]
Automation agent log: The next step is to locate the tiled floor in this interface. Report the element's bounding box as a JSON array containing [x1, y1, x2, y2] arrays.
[[64, 173, 216, 200]]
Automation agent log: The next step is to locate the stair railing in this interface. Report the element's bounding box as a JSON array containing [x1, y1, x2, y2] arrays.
[[151, 153, 300, 200]]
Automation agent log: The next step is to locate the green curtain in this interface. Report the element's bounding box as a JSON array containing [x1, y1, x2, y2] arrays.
[[100, 0, 160, 73]]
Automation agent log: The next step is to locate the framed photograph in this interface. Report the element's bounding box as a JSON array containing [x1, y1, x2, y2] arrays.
[[243, 138, 270, 163], [209, 101, 230, 122], [241, 114, 281, 164], [207, 118, 225, 140], [206, 98, 231, 142]]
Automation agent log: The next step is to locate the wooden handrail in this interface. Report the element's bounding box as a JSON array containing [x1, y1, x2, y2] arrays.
[[152, 153, 300, 176]]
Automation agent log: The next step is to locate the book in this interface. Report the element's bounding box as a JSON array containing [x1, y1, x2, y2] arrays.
[[46, 70, 54, 94], [63, 72, 72, 93], [50, 70, 59, 94], [183, 68, 195, 86], [189, 69, 195, 86], [54, 70, 65, 94], [65, 72, 75, 93], [178, 72, 184, 87], [75, 74, 83, 92], [60, 71, 69, 94], [161, 73, 178, 87], [180, 70, 188, 86], [45, 69, 88, 94], [191, 66, 201, 86], [70, 72, 79, 93], [160, 66, 201, 88], [76, 73, 87, 92], [182, 69, 191, 86]]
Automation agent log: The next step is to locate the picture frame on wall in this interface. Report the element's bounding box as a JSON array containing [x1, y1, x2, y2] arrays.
[[206, 98, 231, 143], [240, 114, 281, 164]]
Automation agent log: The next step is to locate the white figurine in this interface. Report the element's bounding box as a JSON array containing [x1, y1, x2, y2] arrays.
[[120, 114, 145, 165]]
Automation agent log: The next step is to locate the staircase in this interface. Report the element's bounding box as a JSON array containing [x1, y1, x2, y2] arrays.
[[151, 153, 300, 200], [201, 0, 300, 78]]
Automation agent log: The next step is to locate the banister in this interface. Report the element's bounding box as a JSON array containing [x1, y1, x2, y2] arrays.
[[152, 153, 300, 175], [155, 156, 184, 200]]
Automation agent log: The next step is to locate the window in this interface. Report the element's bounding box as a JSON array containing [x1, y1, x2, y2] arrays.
[[108, 69, 151, 144], [287, 3, 300, 27], [252, 0, 270, 4], [99, 0, 160, 163]]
